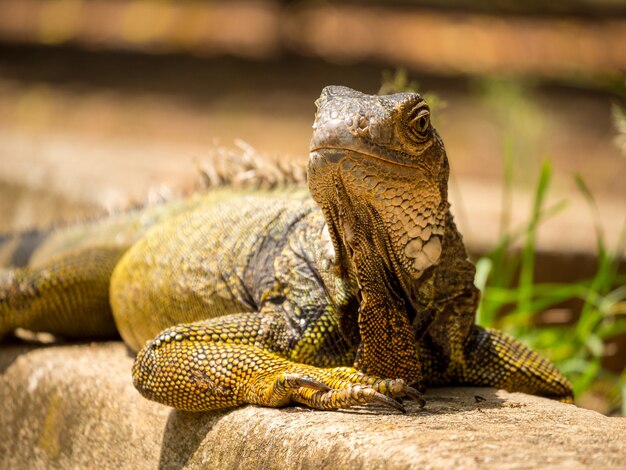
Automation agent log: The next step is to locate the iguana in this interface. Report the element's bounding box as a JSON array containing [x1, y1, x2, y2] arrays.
[[0, 86, 573, 412]]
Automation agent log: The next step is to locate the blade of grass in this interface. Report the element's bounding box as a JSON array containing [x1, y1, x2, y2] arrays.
[[574, 173, 605, 257], [514, 161, 553, 330]]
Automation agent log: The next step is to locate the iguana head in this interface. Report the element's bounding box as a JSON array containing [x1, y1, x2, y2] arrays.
[[308, 85, 449, 287]]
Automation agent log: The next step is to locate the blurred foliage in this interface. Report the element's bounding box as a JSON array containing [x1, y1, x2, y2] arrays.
[[379, 68, 446, 122], [476, 78, 545, 186], [475, 163, 626, 416], [612, 103, 626, 158], [379, 68, 420, 95]]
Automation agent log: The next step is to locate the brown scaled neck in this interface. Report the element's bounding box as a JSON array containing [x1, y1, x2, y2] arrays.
[[322, 174, 424, 385]]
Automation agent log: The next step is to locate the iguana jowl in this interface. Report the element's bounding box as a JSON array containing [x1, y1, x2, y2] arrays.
[[0, 86, 573, 411]]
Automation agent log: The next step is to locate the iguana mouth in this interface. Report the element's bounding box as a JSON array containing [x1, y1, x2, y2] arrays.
[[310, 147, 429, 170]]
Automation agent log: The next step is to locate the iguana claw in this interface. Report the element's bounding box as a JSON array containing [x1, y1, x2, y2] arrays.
[[292, 382, 408, 413], [367, 391, 407, 413], [404, 386, 426, 408], [278, 369, 424, 412]]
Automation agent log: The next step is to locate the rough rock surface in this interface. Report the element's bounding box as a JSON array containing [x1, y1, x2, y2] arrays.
[[1, 342, 625, 469]]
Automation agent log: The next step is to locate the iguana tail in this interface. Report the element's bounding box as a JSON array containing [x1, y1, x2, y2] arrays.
[[0, 194, 207, 340]]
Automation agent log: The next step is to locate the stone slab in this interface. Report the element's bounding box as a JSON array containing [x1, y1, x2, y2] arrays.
[[1, 342, 625, 469]]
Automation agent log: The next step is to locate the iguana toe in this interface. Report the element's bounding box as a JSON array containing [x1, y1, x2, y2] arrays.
[[293, 382, 407, 413]]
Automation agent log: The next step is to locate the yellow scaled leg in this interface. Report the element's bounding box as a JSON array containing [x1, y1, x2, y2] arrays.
[[132, 317, 424, 412], [0, 247, 123, 339]]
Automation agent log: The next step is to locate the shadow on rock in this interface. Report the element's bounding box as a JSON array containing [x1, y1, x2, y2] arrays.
[[0, 341, 56, 373], [158, 408, 229, 469], [422, 387, 509, 414]]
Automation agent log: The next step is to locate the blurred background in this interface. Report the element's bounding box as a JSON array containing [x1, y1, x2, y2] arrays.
[[0, 0, 625, 414]]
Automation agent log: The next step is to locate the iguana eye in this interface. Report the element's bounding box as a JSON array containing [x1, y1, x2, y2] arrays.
[[409, 108, 430, 138]]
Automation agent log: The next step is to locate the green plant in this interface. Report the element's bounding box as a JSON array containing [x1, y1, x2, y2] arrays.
[[612, 103, 626, 157], [476, 78, 545, 187], [475, 161, 626, 415], [379, 69, 445, 118]]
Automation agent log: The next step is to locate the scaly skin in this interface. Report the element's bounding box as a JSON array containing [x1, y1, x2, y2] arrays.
[[0, 86, 573, 412]]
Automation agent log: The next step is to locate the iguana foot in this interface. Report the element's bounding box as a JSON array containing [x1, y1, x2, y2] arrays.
[[313, 366, 426, 408], [262, 369, 424, 412], [133, 320, 425, 412]]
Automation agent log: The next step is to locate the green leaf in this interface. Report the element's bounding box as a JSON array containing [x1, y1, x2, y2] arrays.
[[585, 334, 604, 358]]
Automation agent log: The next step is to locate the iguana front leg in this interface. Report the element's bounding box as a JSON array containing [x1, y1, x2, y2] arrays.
[[133, 313, 423, 412], [353, 289, 423, 388]]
